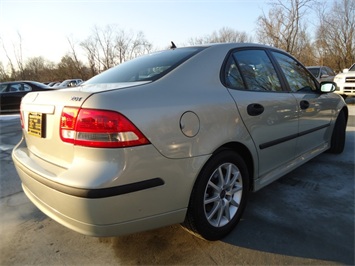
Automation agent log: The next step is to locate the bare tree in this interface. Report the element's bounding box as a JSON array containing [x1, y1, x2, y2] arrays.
[[80, 25, 153, 74], [0, 37, 16, 78], [22, 56, 46, 80], [315, 0, 355, 71], [57, 55, 84, 80], [118, 30, 153, 63], [93, 25, 116, 70], [67, 36, 90, 80], [0, 61, 10, 81], [290, 23, 316, 65], [80, 35, 101, 76], [188, 27, 252, 45], [256, 0, 315, 55], [14, 32, 25, 79], [0, 32, 28, 80]]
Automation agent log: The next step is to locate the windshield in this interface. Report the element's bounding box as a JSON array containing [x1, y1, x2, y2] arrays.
[[308, 68, 320, 77], [84, 47, 204, 84], [349, 64, 355, 71]]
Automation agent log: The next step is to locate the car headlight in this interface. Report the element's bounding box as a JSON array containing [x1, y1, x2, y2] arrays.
[[334, 76, 345, 83]]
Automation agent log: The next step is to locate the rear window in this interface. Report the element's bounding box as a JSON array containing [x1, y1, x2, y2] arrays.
[[85, 47, 204, 84]]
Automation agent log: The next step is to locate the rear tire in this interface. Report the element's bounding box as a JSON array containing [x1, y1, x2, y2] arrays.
[[328, 111, 346, 154], [183, 150, 249, 240]]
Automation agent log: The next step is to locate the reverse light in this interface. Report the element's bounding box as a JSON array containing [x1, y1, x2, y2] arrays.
[[60, 107, 150, 148]]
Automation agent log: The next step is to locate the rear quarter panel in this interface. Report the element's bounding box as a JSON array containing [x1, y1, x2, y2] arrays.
[[81, 46, 257, 161]]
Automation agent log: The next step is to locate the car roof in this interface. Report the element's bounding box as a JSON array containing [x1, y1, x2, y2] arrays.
[[1, 80, 44, 84], [186, 42, 283, 51], [176, 43, 289, 60]]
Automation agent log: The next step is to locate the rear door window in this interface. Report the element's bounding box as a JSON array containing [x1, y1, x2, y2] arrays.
[[224, 49, 283, 92]]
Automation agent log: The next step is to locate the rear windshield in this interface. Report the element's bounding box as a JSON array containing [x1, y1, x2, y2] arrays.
[[84, 47, 204, 84]]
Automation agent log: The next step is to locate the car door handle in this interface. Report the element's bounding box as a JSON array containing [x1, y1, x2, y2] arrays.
[[300, 100, 310, 110], [247, 103, 264, 116]]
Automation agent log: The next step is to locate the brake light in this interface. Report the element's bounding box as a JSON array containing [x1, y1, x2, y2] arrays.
[[60, 107, 150, 148]]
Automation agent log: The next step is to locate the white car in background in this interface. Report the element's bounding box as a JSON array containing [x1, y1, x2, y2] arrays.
[[334, 63, 355, 99]]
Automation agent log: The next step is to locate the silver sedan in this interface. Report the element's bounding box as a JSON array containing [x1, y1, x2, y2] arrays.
[[12, 43, 348, 240]]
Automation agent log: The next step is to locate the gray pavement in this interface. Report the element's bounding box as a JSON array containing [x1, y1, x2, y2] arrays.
[[0, 104, 354, 265]]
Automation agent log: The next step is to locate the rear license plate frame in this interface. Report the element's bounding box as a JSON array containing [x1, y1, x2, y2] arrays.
[[28, 112, 46, 138]]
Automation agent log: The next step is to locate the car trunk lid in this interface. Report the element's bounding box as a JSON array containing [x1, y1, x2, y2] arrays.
[[20, 89, 93, 168], [20, 82, 150, 169]]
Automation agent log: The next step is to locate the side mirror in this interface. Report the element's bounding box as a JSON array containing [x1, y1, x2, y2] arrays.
[[343, 68, 349, 73], [320, 81, 336, 93]]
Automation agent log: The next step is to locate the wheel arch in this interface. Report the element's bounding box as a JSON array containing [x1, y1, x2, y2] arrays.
[[328, 105, 348, 154], [213, 142, 255, 191], [341, 106, 349, 124], [183, 142, 254, 240]]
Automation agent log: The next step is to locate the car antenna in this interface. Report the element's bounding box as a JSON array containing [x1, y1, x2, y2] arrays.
[[170, 41, 177, 49]]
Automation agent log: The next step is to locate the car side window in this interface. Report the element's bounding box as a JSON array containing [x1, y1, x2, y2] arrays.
[[224, 56, 245, 90], [0, 84, 6, 92], [326, 67, 335, 76], [321, 68, 328, 76], [272, 52, 318, 93], [226, 49, 282, 92], [1, 83, 32, 93], [23, 84, 32, 92], [9, 85, 19, 92]]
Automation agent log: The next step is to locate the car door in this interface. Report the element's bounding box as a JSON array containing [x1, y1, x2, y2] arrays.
[[224, 49, 299, 182], [3, 83, 29, 111], [271, 51, 336, 157]]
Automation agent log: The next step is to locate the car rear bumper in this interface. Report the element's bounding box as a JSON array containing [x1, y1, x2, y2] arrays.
[[21, 182, 186, 237], [12, 140, 209, 237]]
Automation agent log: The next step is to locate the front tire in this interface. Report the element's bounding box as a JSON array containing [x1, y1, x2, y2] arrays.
[[183, 150, 249, 240]]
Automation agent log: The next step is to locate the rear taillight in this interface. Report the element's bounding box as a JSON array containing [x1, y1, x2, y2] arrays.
[[60, 107, 150, 148]]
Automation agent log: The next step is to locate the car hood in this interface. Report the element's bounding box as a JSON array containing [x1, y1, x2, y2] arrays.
[[335, 71, 355, 78]]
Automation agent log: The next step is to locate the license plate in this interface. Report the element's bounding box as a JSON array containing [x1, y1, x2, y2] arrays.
[[28, 112, 45, 138]]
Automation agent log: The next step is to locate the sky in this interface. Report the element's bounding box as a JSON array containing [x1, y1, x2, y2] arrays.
[[0, 0, 324, 67]]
